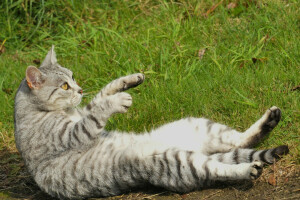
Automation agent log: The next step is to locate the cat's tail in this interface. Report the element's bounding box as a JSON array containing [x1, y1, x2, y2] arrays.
[[210, 145, 289, 164]]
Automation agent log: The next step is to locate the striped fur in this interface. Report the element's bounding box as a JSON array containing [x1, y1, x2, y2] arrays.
[[14, 47, 289, 199]]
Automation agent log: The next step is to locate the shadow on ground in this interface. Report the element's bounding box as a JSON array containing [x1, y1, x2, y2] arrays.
[[1, 148, 299, 200]]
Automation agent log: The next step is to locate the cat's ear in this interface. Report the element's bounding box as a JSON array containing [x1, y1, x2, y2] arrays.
[[41, 45, 57, 67], [26, 66, 45, 89]]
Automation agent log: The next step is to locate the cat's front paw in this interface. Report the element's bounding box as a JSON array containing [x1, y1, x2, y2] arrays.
[[110, 92, 133, 113], [120, 73, 145, 91], [249, 161, 263, 180]]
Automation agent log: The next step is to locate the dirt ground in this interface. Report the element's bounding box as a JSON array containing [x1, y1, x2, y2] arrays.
[[1, 149, 299, 200]]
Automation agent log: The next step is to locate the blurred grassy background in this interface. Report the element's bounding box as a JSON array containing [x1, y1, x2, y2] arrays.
[[0, 1, 299, 197]]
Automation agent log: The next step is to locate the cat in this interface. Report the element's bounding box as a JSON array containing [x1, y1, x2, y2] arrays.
[[14, 46, 289, 199]]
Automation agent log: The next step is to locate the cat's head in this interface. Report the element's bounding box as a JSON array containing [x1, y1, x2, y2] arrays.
[[25, 46, 83, 111]]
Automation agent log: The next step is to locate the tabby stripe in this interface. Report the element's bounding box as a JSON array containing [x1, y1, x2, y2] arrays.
[[207, 120, 214, 133], [187, 152, 199, 182], [36, 113, 54, 139], [259, 150, 268, 163], [49, 120, 59, 139], [59, 121, 72, 145], [72, 157, 80, 178], [62, 171, 67, 191], [36, 146, 50, 158], [202, 159, 211, 185], [249, 150, 256, 162], [81, 123, 93, 139], [55, 180, 61, 189], [72, 182, 79, 196], [48, 88, 59, 100], [134, 157, 143, 180], [158, 160, 165, 181], [40, 160, 51, 173], [111, 153, 122, 190], [73, 124, 81, 143], [233, 149, 239, 164], [86, 103, 92, 110], [31, 112, 48, 124], [34, 144, 44, 151], [62, 154, 73, 169], [129, 161, 137, 181], [68, 130, 73, 147], [174, 151, 182, 180], [87, 114, 102, 129], [163, 151, 172, 181]]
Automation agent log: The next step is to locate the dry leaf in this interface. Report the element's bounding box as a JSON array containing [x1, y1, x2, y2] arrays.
[[198, 48, 206, 60], [291, 85, 300, 91], [2, 88, 13, 95], [252, 58, 258, 64], [33, 59, 41, 65], [239, 62, 245, 68], [252, 57, 268, 64], [227, 2, 237, 9], [268, 174, 276, 186]]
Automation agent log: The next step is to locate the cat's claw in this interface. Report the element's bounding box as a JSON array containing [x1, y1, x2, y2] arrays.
[[250, 161, 263, 180]]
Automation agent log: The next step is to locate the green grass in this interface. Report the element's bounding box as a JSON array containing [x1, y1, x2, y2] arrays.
[[0, 0, 299, 160]]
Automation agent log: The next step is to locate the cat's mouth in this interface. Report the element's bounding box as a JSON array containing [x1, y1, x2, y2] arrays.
[[72, 95, 82, 107]]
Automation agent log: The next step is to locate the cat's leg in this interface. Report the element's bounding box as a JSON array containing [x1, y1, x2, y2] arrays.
[[206, 106, 282, 149], [238, 106, 281, 148], [141, 149, 267, 192], [198, 106, 282, 153], [149, 106, 282, 154], [85, 73, 144, 111], [100, 73, 145, 96], [209, 145, 289, 165], [65, 74, 144, 148], [59, 92, 135, 149]]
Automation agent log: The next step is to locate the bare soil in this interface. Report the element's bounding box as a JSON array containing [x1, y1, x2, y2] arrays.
[[1, 149, 299, 200]]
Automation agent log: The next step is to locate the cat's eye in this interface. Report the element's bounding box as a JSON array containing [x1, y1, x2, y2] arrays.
[[61, 83, 70, 90]]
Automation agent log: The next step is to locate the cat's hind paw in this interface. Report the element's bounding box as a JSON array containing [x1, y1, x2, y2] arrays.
[[250, 161, 263, 180], [261, 106, 281, 132]]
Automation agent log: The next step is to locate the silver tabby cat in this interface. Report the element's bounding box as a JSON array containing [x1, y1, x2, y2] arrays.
[[14, 46, 289, 199]]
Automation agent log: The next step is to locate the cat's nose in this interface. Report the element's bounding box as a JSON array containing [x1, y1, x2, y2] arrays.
[[78, 89, 83, 94]]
